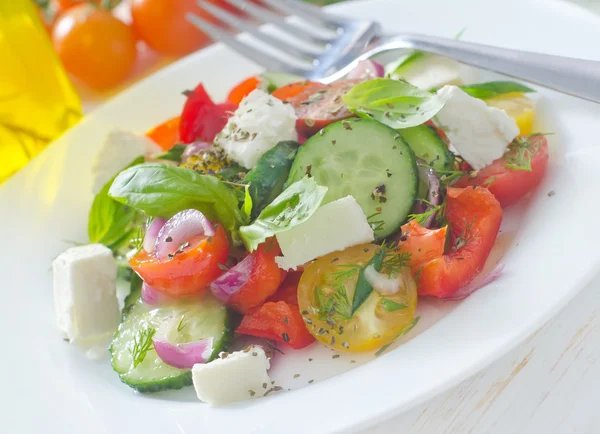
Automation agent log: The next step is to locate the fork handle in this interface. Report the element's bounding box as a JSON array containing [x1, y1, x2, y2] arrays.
[[373, 34, 600, 104]]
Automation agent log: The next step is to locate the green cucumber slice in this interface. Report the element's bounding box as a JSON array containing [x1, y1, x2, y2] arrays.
[[287, 118, 418, 239], [110, 294, 231, 393], [396, 124, 454, 171], [245, 141, 298, 220]]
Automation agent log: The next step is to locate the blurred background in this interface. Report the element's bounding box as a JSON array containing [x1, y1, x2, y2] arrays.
[[0, 0, 345, 183]]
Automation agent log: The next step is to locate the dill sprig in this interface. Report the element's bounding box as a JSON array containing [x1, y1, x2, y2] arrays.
[[379, 242, 411, 278], [129, 327, 156, 368], [366, 212, 385, 233], [407, 202, 446, 227], [504, 133, 545, 171]]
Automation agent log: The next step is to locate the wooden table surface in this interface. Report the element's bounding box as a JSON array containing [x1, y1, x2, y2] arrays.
[[362, 273, 600, 433]]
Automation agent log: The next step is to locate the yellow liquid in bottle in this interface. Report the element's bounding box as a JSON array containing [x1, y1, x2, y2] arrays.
[[0, 0, 82, 183]]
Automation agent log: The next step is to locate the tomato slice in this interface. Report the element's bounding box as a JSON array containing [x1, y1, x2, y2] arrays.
[[226, 76, 261, 105], [179, 83, 236, 144], [268, 271, 302, 306], [146, 116, 181, 150], [237, 301, 315, 349], [226, 240, 287, 314], [271, 81, 319, 101], [416, 186, 502, 298], [129, 224, 229, 297], [456, 135, 549, 207]]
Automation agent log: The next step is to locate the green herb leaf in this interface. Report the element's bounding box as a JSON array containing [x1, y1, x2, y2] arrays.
[[108, 163, 246, 243], [243, 184, 253, 220], [351, 248, 385, 315], [375, 316, 420, 357], [88, 156, 145, 250], [155, 144, 186, 162], [239, 176, 328, 251], [343, 78, 450, 129], [129, 327, 156, 368], [504, 133, 544, 171], [458, 81, 535, 99], [381, 299, 407, 312]]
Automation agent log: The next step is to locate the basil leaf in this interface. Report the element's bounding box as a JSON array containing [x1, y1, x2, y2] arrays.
[[108, 163, 246, 243], [351, 247, 385, 315], [239, 176, 327, 252], [155, 144, 186, 162], [88, 156, 145, 249], [343, 78, 450, 129], [242, 184, 253, 221], [459, 81, 535, 99], [381, 298, 407, 312]]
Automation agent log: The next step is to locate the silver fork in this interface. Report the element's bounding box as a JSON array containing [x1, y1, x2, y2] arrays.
[[188, 0, 600, 104]]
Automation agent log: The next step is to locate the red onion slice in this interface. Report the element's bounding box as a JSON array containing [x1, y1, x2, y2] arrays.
[[412, 161, 442, 228], [152, 318, 214, 369], [154, 209, 215, 261], [142, 282, 172, 305], [445, 263, 505, 300], [143, 217, 166, 253], [347, 60, 385, 81], [181, 141, 212, 162], [210, 253, 255, 302]]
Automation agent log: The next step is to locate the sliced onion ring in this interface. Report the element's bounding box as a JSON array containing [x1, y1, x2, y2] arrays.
[[446, 263, 505, 301], [152, 318, 214, 369], [412, 160, 442, 228], [154, 209, 215, 261], [210, 253, 255, 302], [181, 141, 212, 162], [347, 60, 385, 81], [143, 217, 166, 253], [364, 265, 402, 295], [141, 282, 171, 305]]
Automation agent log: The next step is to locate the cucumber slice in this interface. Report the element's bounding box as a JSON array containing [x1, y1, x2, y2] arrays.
[[287, 118, 418, 239], [245, 141, 298, 220], [111, 294, 231, 393], [259, 72, 304, 92], [396, 124, 454, 171]]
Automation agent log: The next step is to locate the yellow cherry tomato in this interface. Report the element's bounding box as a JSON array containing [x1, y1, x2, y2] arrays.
[[298, 244, 417, 353], [485, 92, 535, 136]]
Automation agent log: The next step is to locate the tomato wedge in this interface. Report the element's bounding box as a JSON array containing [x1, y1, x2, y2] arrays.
[[225, 241, 287, 314], [146, 116, 181, 150], [129, 224, 229, 297], [399, 220, 447, 274], [179, 83, 236, 144], [271, 81, 319, 101], [415, 186, 502, 298], [268, 271, 302, 306], [456, 134, 549, 207], [226, 76, 261, 105], [237, 301, 315, 349]]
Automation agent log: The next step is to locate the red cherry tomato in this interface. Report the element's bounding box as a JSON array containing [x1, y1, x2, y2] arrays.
[[271, 81, 319, 101], [146, 116, 181, 150], [179, 83, 236, 144], [225, 240, 287, 314], [415, 186, 502, 298], [237, 301, 315, 349], [456, 135, 549, 207], [129, 224, 229, 297]]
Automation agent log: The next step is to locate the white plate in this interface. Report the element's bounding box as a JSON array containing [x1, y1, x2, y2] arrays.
[[3, 0, 600, 432]]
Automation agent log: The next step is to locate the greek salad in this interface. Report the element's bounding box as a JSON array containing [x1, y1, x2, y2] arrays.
[[52, 53, 549, 405]]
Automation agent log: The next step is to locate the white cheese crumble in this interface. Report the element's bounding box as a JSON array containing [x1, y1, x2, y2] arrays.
[[53, 244, 121, 359], [275, 196, 374, 270], [435, 85, 519, 170], [214, 89, 297, 169], [92, 129, 161, 194], [192, 345, 272, 405]]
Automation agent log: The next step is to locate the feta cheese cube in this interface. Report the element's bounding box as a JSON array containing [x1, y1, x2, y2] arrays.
[[392, 54, 464, 90], [53, 244, 120, 356], [192, 345, 272, 405], [214, 89, 297, 169], [92, 129, 161, 194], [435, 85, 519, 170], [275, 196, 374, 270]]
